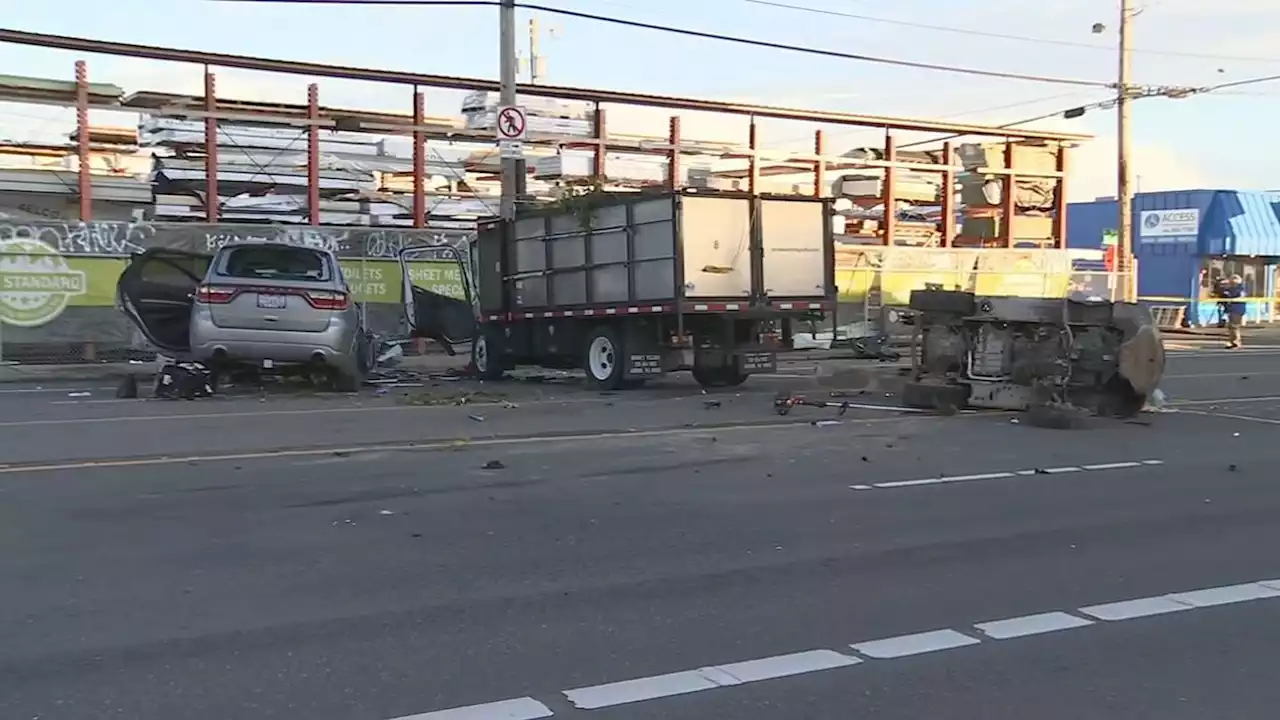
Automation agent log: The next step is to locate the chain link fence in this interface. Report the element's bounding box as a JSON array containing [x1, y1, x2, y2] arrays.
[[0, 219, 472, 368]]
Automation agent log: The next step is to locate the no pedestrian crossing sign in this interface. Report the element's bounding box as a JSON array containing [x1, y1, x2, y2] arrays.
[[496, 105, 527, 141]]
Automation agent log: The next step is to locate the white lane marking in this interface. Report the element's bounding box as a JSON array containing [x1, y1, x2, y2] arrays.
[[874, 472, 1014, 489], [974, 612, 1094, 639], [390, 697, 554, 719], [849, 484, 874, 490], [1178, 409, 1280, 426], [403, 576, 1280, 718], [1165, 370, 1280, 379], [1078, 597, 1194, 621], [561, 650, 859, 709], [713, 650, 860, 683], [867, 459, 1160, 491], [850, 629, 980, 659], [1167, 349, 1280, 358], [1170, 395, 1280, 406], [0, 385, 114, 394], [1166, 582, 1280, 608], [564, 670, 719, 709], [1081, 461, 1142, 470]]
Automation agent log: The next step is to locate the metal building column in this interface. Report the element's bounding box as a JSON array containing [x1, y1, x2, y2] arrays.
[[882, 132, 896, 246], [813, 130, 826, 197], [203, 69, 218, 222], [1052, 143, 1069, 249], [747, 120, 759, 194], [307, 83, 320, 225], [412, 88, 426, 228], [593, 105, 607, 181], [1001, 140, 1017, 248], [940, 141, 956, 247], [666, 116, 681, 191], [74, 60, 92, 220]]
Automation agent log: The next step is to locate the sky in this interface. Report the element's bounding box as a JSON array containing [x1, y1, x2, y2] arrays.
[[0, 0, 1277, 201]]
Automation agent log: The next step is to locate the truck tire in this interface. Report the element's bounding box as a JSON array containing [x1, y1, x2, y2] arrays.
[[471, 326, 506, 381], [583, 325, 626, 390], [909, 289, 976, 315], [692, 364, 748, 389]]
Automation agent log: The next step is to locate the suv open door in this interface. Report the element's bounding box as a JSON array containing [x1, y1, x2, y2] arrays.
[[398, 244, 476, 356], [116, 248, 213, 354]]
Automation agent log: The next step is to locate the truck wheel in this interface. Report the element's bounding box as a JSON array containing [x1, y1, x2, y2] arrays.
[[692, 364, 748, 389], [471, 328, 506, 381], [583, 326, 625, 390]]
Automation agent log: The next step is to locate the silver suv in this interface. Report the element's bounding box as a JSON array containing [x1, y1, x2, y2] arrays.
[[118, 242, 368, 390]]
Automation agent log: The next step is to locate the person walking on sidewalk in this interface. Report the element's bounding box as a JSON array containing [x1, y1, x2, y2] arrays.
[[1221, 274, 1247, 349]]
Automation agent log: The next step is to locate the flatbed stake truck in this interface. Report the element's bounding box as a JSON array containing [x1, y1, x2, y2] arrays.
[[400, 189, 837, 390]]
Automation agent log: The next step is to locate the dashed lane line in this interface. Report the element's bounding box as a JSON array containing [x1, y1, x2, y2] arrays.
[[1176, 409, 1280, 426], [850, 629, 980, 659], [393, 697, 554, 719], [857, 459, 1162, 491], [974, 612, 1094, 640], [395, 577, 1280, 718]]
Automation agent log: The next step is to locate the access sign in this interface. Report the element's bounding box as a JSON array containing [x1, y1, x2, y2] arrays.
[[496, 105, 527, 141]]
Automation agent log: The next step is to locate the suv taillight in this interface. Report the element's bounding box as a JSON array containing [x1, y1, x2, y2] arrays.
[[304, 290, 349, 310], [195, 285, 236, 304]]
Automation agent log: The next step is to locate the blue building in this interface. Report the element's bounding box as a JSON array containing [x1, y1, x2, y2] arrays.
[[1067, 189, 1280, 325]]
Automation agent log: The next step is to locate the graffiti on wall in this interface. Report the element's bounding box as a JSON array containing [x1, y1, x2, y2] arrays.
[[197, 226, 470, 259], [0, 220, 472, 259], [0, 220, 154, 256]]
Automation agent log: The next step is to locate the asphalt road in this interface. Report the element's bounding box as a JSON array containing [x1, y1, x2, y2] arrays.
[[2, 344, 1279, 719]]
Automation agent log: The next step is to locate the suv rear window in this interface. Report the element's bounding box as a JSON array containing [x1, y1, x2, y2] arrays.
[[217, 245, 332, 282]]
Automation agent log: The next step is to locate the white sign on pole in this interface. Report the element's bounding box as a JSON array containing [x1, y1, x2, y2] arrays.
[[499, 140, 524, 159], [1138, 208, 1199, 240], [496, 105, 527, 141]]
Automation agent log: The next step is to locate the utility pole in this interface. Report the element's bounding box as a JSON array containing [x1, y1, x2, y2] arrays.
[[499, 0, 517, 220], [529, 17, 544, 84], [1116, 0, 1135, 300]]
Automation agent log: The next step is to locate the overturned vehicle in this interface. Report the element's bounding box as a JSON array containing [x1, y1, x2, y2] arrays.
[[899, 289, 1165, 419]]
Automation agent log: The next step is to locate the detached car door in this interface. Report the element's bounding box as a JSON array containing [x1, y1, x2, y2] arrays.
[[116, 248, 213, 354], [399, 245, 475, 353]]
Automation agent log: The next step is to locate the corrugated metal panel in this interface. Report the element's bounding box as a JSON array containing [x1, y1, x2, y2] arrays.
[[1200, 190, 1280, 256], [1066, 199, 1116, 249], [1132, 192, 1210, 308]]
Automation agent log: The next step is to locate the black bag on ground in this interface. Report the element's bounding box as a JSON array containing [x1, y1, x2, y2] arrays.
[[154, 362, 215, 400]]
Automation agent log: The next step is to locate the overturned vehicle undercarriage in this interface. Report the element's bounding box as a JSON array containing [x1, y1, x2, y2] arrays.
[[900, 289, 1166, 420]]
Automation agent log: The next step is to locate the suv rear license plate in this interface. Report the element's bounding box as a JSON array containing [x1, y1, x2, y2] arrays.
[[257, 294, 288, 309]]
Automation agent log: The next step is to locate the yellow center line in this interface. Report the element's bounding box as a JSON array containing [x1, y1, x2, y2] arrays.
[[0, 413, 943, 475]]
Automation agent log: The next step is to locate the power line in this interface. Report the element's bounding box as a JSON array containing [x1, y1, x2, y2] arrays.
[[517, 3, 1112, 88], [896, 66, 1280, 150], [738, 0, 1280, 64], [209, 0, 1113, 88]]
